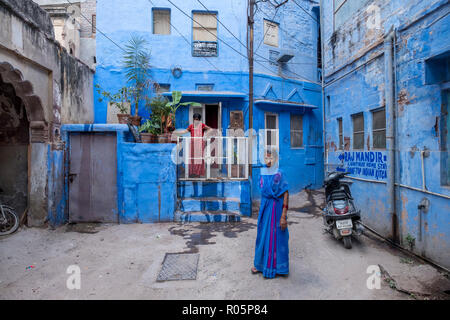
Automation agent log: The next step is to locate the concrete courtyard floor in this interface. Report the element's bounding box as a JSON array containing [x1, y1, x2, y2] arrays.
[[1, 189, 449, 300]]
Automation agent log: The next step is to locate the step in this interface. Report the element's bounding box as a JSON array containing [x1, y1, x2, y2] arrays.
[[174, 210, 241, 223], [177, 180, 248, 199], [179, 197, 241, 213]]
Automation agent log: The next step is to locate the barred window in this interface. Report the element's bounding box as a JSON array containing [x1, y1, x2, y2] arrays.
[[337, 117, 343, 150], [352, 113, 364, 150], [153, 9, 171, 35], [290, 114, 303, 148], [193, 12, 217, 57], [372, 108, 386, 149], [92, 15, 96, 34]]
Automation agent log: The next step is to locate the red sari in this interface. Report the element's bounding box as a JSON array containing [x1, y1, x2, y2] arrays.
[[187, 122, 206, 177]]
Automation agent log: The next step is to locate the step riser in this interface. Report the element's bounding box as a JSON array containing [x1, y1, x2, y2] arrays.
[[175, 212, 241, 223], [178, 181, 245, 198], [180, 200, 240, 213]]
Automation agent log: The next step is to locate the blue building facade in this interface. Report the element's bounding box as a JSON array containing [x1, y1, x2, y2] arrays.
[[321, 0, 450, 268], [94, 0, 324, 199]]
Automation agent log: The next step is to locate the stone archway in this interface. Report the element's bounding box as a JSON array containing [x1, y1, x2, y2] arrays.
[[0, 62, 48, 142], [0, 61, 49, 225]]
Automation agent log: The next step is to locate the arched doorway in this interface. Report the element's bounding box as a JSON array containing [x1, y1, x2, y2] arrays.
[[0, 61, 48, 226], [0, 74, 29, 218]]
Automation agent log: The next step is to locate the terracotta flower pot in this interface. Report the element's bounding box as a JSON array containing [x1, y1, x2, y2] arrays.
[[141, 133, 157, 143], [129, 116, 142, 126], [117, 114, 130, 124], [157, 134, 169, 143]]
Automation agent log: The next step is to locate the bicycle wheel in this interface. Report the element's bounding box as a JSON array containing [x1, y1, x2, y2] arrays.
[[0, 206, 19, 236]]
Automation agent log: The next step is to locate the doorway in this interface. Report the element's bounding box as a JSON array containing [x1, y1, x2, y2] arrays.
[[68, 132, 118, 223], [0, 76, 29, 219]]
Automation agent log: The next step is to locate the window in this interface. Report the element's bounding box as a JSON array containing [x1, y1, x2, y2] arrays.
[[265, 113, 279, 151], [192, 12, 217, 57], [263, 20, 279, 47], [337, 118, 343, 150], [372, 108, 386, 149], [290, 114, 303, 148], [352, 113, 364, 150], [196, 84, 214, 91], [441, 90, 450, 186], [92, 15, 96, 34], [154, 83, 170, 94], [153, 9, 171, 35], [334, 0, 370, 29], [269, 50, 279, 66]]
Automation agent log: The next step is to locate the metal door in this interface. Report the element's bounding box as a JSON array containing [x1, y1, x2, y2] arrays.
[[69, 133, 118, 223]]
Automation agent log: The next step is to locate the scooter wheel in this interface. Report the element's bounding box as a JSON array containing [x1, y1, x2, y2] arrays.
[[343, 236, 352, 249]]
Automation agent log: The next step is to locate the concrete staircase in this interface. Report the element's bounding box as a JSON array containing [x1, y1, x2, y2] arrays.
[[175, 180, 251, 222]]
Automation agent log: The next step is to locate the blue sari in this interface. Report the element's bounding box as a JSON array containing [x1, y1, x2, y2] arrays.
[[254, 169, 289, 278]]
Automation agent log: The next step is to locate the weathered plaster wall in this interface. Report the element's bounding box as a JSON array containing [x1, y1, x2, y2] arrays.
[[322, 0, 450, 268], [0, 0, 94, 226], [0, 0, 94, 125]]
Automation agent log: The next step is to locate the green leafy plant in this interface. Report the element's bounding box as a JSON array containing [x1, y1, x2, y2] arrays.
[[144, 92, 200, 135], [139, 118, 160, 135], [122, 35, 152, 117], [95, 84, 131, 114], [405, 234, 416, 250]]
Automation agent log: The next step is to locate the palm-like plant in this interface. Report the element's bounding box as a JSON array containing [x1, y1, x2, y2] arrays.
[[123, 35, 151, 117]]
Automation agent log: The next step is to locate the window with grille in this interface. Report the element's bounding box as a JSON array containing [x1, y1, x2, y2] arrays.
[[92, 15, 96, 34], [154, 83, 170, 94], [372, 108, 386, 149], [196, 84, 214, 91], [265, 113, 279, 151], [263, 20, 279, 47], [337, 117, 343, 150], [153, 9, 171, 35], [290, 114, 303, 148], [192, 12, 217, 57], [352, 113, 364, 150]]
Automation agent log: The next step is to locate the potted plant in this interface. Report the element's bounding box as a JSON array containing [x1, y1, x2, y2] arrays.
[[123, 35, 152, 126], [144, 92, 200, 143], [95, 85, 131, 124], [139, 118, 160, 143]]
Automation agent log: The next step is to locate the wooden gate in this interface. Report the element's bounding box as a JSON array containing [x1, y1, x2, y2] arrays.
[[68, 133, 118, 223]]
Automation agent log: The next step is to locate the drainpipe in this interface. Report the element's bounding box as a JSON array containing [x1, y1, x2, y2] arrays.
[[319, 0, 326, 178], [385, 29, 398, 243]]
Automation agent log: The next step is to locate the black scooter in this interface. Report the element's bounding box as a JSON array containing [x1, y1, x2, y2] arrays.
[[322, 171, 364, 249]]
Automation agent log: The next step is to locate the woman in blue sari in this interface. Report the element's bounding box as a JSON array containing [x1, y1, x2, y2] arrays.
[[252, 150, 289, 278]]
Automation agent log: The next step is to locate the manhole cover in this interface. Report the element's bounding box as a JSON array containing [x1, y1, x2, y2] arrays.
[[157, 253, 199, 281]]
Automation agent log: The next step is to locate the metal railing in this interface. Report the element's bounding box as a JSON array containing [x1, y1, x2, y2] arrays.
[[176, 136, 249, 180]]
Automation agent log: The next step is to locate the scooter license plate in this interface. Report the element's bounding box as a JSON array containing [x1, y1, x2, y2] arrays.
[[336, 219, 353, 230]]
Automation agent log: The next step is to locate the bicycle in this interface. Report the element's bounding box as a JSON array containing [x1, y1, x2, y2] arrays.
[[0, 189, 19, 236]]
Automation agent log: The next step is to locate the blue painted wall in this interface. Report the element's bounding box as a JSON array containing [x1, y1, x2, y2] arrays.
[[322, 0, 450, 268], [94, 0, 324, 197]]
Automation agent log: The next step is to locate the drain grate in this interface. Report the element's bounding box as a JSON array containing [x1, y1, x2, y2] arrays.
[[157, 253, 199, 281]]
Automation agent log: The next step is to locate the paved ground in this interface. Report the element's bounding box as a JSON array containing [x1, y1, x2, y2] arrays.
[[1, 190, 449, 300]]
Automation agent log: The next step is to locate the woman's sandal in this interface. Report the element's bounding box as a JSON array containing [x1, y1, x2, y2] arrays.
[[251, 267, 260, 274]]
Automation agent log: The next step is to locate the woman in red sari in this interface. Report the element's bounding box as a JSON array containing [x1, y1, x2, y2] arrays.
[[186, 113, 211, 177]]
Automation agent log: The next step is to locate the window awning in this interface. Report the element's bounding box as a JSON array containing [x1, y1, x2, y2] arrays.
[[162, 91, 247, 99], [254, 99, 318, 112]]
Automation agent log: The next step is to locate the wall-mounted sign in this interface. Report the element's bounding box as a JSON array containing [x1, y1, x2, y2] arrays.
[[329, 151, 388, 181]]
